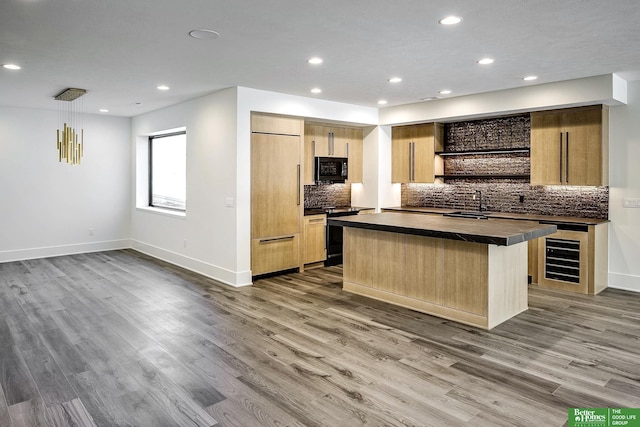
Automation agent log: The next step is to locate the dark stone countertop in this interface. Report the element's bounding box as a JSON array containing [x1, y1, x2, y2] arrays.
[[304, 206, 375, 216], [382, 206, 609, 226], [328, 212, 557, 246]]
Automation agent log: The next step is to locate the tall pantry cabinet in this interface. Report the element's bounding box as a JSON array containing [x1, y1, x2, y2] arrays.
[[251, 113, 304, 276]]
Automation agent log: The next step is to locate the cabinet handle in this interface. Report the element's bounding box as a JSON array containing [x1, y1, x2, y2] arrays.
[[565, 132, 569, 184], [329, 132, 334, 155], [408, 142, 412, 181], [297, 164, 301, 206], [559, 132, 563, 183], [260, 236, 295, 244], [308, 218, 325, 223], [346, 142, 349, 157], [411, 141, 416, 181]]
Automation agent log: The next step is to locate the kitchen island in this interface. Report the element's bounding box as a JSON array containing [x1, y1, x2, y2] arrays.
[[328, 212, 557, 329]]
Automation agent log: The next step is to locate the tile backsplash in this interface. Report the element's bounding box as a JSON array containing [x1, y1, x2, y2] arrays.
[[402, 183, 609, 219], [304, 184, 351, 208]]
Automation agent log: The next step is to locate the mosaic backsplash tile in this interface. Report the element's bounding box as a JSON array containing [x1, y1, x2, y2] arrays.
[[445, 114, 530, 151], [304, 184, 351, 208], [402, 183, 609, 219]]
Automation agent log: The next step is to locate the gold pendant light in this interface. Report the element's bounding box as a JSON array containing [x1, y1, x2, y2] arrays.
[[55, 88, 86, 165]]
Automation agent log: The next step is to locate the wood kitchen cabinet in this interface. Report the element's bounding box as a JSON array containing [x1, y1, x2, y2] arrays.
[[309, 125, 346, 157], [303, 214, 326, 266], [391, 123, 443, 183], [304, 123, 364, 184], [346, 127, 363, 183], [251, 113, 303, 276], [530, 105, 608, 186]]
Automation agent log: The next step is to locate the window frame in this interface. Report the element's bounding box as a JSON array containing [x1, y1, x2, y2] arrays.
[[148, 130, 187, 212]]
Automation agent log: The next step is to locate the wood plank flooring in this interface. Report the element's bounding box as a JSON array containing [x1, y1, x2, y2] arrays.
[[1, 249, 639, 426]]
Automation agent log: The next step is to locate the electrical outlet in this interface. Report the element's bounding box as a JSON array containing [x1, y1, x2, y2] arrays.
[[89, 227, 95, 235], [623, 198, 640, 208], [225, 197, 234, 207]]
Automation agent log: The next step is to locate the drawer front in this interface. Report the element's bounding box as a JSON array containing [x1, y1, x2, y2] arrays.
[[251, 234, 300, 276]]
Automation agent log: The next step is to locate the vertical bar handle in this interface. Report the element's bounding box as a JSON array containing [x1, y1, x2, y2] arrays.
[[411, 142, 416, 181], [408, 142, 412, 181], [559, 132, 563, 183], [297, 164, 301, 206], [565, 132, 569, 184]]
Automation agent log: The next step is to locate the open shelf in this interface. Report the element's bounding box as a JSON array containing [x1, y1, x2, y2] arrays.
[[435, 174, 530, 180], [435, 148, 530, 156]]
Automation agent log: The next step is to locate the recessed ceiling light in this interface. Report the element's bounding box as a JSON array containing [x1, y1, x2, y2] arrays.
[[378, 100, 388, 105], [477, 58, 494, 65], [438, 16, 462, 25], [439, 90, 452, 95], [388, 77, 402, 83], [157, 85, 170, 90], [308, 57, 323, 65], [310, 88, 322, 94], [523, 75, 538, 81], [188, 29, 220, 40], [2, 64, 21, 70], [99, 109, 109, 113]]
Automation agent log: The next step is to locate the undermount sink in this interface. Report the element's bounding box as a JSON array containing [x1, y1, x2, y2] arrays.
[[443, 211, 490, 220]]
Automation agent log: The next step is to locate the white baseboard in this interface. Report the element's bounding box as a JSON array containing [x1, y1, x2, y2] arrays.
[[0, 239, 131, 263], [608, 272, 640, 293], [130, 240, 252, 288]]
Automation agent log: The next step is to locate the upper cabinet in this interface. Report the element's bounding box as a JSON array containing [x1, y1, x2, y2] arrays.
[[304, 123, 364, 184], [530, 105, 608, 186], [391, 123, 443, 183]]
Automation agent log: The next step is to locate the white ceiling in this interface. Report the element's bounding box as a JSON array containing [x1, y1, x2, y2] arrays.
[[2, 0, 640, 117]]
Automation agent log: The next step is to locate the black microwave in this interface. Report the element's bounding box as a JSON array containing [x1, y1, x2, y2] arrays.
[[315, 157, 348, 183]]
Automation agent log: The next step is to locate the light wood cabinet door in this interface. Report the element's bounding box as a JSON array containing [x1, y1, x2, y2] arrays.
[[392, 123, 436, 183], [346, 127, 363, 183], [328, 127, 347, 158], [391, 126, 412, 183], [303, 124, 318, 185], [303, 215, 326, 264], [412, 124, 435, 182], [564, 107, 604, 186], [531, 111, 563, 185], [531, 106, 607, 186], [306, 124, 328, 157], [251, 113, 302, 136], [251, 132, 301, 239], [251, 235, 300, 276]]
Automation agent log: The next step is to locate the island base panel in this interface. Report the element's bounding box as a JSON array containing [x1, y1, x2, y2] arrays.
[[342, 228, 528, 330]]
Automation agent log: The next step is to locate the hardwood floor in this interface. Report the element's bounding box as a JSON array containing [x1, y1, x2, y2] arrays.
[[1, 249, 639, 426]]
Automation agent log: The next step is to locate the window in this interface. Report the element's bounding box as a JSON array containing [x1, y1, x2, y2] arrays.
[[149, 131, 186, 211]]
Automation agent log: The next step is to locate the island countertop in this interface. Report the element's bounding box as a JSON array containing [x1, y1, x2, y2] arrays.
[[328, 212, 557, 246]]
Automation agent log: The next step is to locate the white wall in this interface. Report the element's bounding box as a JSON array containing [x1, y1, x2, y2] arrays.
[[608, 80, 640, 292], [0, 106, 131, 261], [130, 88, 242, 285]]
